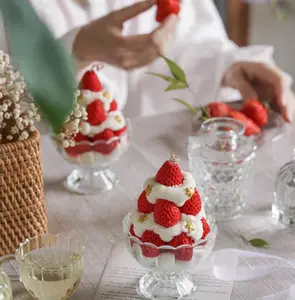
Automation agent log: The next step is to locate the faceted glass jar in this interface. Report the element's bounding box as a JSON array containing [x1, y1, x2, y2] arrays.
[[273, 155, 295, 226], [188, 117, 257, 221]]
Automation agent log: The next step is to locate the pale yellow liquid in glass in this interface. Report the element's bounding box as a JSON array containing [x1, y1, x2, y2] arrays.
[[19, 249, 83, 300], [0, 271, 12, 300]]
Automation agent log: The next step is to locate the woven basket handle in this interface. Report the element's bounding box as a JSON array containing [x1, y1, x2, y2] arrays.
[[0, 254, 19, 281]]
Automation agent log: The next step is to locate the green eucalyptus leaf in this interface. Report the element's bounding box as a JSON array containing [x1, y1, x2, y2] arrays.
[[173, 98, 198, 114], [165, 81, 188, 92], [247, 238, 269, 248], [147, 72, 176, 83], [162, 56, 187, 84], [0, 0, 75, 132]]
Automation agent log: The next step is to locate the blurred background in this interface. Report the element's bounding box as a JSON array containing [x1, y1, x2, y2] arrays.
[[214, 0, 295, 84]]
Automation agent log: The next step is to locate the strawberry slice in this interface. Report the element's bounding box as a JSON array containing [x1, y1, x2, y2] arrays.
[[168, 232, 194, 261], [241, 99, 268, 127], [87, 100, 106, 126], [113, 126, 127, 137], [141, 230, 164, 258], [201, 218, 211, 239], [74, 132, 89, 143], [92, 129, 119, 155], [65, 144, 91, 158], [80, 70, 103, 92], [228, 111, 261, 136]]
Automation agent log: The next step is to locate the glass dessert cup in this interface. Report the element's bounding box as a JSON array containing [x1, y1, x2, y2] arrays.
[[123, 213, 217, 300], [52, 127, 130, 194]]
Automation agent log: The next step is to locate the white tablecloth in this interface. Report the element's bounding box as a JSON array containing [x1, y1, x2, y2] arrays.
[[9, 111, 295, 299]]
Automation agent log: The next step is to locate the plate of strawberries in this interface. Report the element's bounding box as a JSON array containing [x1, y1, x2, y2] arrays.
[[192, 99, 286, 145]]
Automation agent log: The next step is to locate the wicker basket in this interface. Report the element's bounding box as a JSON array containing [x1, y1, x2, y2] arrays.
[[0, 130, 47, 256]]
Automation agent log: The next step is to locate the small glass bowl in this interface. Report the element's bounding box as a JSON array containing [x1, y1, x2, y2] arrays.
[[52, 125, 130, 194], [123, 213, 217, 300]]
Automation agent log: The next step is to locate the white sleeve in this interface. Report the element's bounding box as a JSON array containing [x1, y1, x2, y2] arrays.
[[59, 27, 81, 54]]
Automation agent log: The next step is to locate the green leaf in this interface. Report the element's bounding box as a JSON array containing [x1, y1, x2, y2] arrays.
[[173, 98, 198, 114], [165, 81, 188, 91], [248, 238, 270, 248], [147, 72, 176, 83], [162, 56, 187, 84], [0, 0, 75, 132]]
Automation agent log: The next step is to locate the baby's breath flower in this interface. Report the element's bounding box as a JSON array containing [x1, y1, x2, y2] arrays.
[[4, 112, 10, 119], [63, 140, 70, 148], [21, 131, 29, 139], [6, 135, 12, 141]]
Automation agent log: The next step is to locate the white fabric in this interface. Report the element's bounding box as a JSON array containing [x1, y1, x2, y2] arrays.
[[0, 0, 294, 119], [211, 249, 295, 300]]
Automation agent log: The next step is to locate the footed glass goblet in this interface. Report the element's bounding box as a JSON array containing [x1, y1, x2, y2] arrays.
[[52, 124, 130, 194], [123, 213, 217, 300]]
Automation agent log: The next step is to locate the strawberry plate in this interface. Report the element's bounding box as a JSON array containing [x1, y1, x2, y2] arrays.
[[191, 100, 287, 146]]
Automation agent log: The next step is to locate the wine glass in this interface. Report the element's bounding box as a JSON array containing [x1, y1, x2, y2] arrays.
[[52, 122, 130, 194], [123, 213, 217, 300], [0, 234, 84, 300]]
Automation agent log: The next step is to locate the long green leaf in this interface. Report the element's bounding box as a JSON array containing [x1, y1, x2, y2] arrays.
[[165, 82, 188, 91], [147, 72, 176, 83], [0, 0, 75, 132], [173, 98, 198, 114], [162, 56, 187, 84]]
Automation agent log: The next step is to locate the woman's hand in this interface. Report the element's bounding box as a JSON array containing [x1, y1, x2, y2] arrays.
[[73, 0, 178, 70], [223, 61, 291, 122]]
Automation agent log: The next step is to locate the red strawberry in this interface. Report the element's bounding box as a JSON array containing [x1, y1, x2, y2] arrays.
[[130, 224, 137, 237], [137, 191, 154, 213], [155, 154, 183, 186], [113, 126, 127, 137], [207, 102, 231, 118], [168, 232, 194, 261], [80, 70, 103, 92], [74, 132, 89, 143], [180, 190, 202, 216], [228, 111, 261, 136], [201, 218, 211, 240], [241, 99, 268, 127], [92, 129, 119, 155], [93, 129, 115, 141], [87, 100, 106, 126], [154, 199, 180, 228], [65, 144, 91, 157], [156, 0, 181, 23], [109, 100, 118, 112], [141, 230, 164, 257]]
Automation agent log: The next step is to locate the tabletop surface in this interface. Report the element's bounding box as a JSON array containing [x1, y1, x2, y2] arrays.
[[8, 110, 295, 300]]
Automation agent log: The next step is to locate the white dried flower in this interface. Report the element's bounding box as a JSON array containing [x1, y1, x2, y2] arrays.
[[6, 135, 12, 141], [2, 122, 6, 128], [58, 132, 65, 139], [30, 126, 36, 132], [4, 112, 10, 119], [1, 104, 7, 112], [21, 131, 29, 139], [13, 109, 21, 119], [63, 140, 70, 148], [35, 114, 41, 121], [11, 126, 18, 135], [18, 124, 24, 130]]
